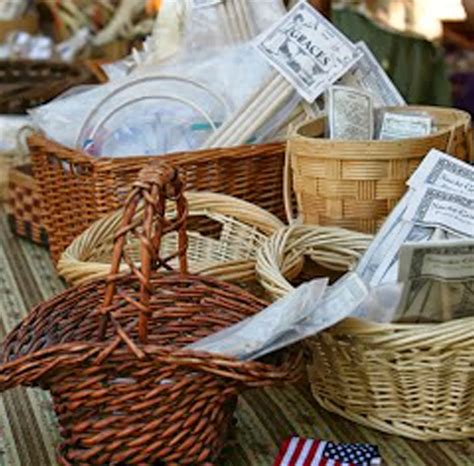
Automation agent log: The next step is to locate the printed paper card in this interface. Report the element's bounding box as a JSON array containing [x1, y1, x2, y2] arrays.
[[256, 1, 361, 103]]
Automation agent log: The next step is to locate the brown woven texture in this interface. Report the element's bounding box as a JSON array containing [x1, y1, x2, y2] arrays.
[[0, 60, 96, 114], [6, 164, 48, 247], [287, 106, 473, 233], [0, 163, 302, 465], [29, 134, 286, 263]]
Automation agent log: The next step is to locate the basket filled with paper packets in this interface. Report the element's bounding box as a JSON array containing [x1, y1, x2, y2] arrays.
[[287, 101, 472, 233], [258, 148, 474, 441]]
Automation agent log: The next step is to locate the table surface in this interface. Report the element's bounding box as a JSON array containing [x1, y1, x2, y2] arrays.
[[0, 214, 472, 466]]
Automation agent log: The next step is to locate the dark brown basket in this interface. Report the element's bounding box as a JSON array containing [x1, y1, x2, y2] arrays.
[[0, 163, 302, 465], [6, 164, 48, 247], [29, 134, 287, 262], [0, 60, 96, 114]]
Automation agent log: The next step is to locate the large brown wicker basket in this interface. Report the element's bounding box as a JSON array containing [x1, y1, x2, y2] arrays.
[[29, 134, 286, 262], [286, 106, 473, 233], [0, 163, 302, 465], [256, 224, 474, 441]]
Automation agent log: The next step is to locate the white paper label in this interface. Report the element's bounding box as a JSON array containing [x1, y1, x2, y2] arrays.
[[256, 1, 361, 103], [379, 112, 432, 140], [328, 85, 374, 140]]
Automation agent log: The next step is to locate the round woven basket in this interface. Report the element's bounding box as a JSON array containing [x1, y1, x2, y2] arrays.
[[286, 106, 473, 233], [59, 191, 285, 286], [0, 164, 303, 465], [256, 224, 474, 441]]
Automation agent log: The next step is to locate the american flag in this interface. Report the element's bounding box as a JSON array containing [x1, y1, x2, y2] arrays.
[[273, 437, 382, 466]]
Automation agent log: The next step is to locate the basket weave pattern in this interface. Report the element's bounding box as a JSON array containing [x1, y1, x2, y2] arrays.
[[6, 164, 48, 247], [58, 191, 284, 286], [288, 107, 473, 233], [256, 225, 474, 440], [306, 317, 474, 440], [0, 164, 303, 465], [29, 135, 286, 262]]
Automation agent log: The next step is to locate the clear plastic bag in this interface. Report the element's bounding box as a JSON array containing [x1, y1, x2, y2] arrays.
[[30, 43, 272, 156]]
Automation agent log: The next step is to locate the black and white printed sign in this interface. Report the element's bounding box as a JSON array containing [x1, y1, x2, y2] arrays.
[[256, 1, 361, 102]]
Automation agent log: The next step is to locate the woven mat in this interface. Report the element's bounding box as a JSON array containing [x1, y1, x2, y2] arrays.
[[0, 215, 473, 466]]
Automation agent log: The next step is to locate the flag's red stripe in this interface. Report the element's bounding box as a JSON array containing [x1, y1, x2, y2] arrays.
[[288, 438, 307, 466], [319, 458, 328, 466], [273, 438, 292, 466], [302, 439, 321, 466]]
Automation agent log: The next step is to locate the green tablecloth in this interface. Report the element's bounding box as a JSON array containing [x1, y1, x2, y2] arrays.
[[0, 215, 472, 465], [333, 8, 452, 106]]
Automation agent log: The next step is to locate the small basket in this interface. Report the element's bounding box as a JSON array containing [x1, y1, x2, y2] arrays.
[[6, 164, 48, 247], [58, 191, 285, 286], [29, 134, 287, 263], [0, 60, 96, 114], [0, 163, 303, 465], [286, 106, 473, 233], [256, 225, 474, 441]]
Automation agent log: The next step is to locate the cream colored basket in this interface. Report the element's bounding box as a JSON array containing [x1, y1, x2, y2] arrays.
[[286, 106, 473, 233], [256, 224, 474, 441], [59, 191, 284, 285]]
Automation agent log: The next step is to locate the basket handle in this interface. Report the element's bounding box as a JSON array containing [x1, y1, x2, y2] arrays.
[[98, 163, 188, 346]]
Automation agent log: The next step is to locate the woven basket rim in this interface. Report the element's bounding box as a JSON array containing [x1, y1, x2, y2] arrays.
[[292, 105, 471, 159], [1, 272, 302, 384], [58, 190, 284, 285], [28, 132, 285, 166]]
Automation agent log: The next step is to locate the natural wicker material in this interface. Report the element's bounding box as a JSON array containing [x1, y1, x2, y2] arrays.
[[0, 163, 303, 465], [0, 60, 96, 114], [256, 224, 372, 299], [58, 191, 285, 286], [286, 106, 473, 233], [29, 134, 286, 262], [6, 164, 48, 247], [256, 225, 474, 441]]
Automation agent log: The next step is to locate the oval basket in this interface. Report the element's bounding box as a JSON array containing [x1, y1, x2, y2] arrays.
[[286, 106, 473, 233], [256, 224, 474, 441], [58, 190, 285, 286], [0, 164, 303, 465]]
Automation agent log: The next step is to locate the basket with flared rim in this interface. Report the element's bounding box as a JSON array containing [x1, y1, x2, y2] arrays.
[[256, 223, 474, 441], [0, 163, 303, 466]]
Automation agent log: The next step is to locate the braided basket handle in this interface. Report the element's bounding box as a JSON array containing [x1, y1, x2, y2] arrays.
[[98, 163, 188, 344]]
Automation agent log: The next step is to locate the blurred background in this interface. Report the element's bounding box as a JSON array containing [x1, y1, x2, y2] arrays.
[[1, 0, 473, 115]]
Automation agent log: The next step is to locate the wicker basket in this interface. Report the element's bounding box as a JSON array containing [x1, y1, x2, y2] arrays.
[[286, 106, 473, 233], [0, 163, 303, 465], [58, 191, 285, 286], [6, 164, 48, 247], [29, 134, 287, 263], [256, 225, 474, 441], [0, 60, 96, 114]]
